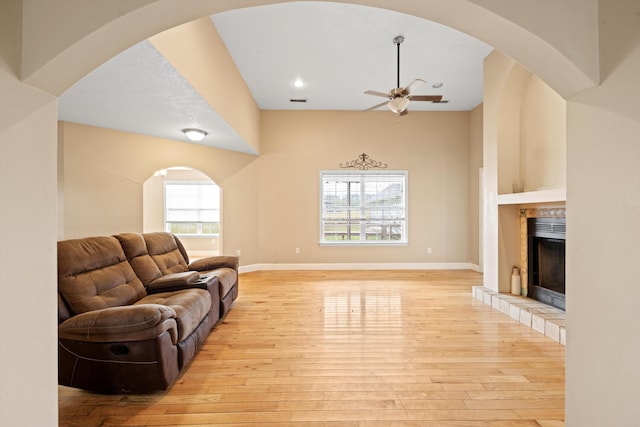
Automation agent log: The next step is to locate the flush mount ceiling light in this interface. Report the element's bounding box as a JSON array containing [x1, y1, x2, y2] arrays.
[[182, 128, 208, 142], [293, 78, 305, 88]]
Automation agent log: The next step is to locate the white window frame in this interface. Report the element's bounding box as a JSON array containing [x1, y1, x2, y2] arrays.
[[164, 181, 220, 238], [319, 170, 408, 246]]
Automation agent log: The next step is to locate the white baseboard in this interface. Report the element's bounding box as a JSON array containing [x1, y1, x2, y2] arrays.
[[239, 262, 480, 274], [469, 263, 482, 273]]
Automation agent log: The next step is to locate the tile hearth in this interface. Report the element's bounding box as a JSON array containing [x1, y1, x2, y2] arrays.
[[472, 286, 566, 346]]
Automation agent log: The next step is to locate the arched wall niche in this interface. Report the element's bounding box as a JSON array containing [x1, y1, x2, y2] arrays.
[[496, 62, 567, 196]]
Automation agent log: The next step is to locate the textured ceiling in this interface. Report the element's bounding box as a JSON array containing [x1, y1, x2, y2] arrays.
[[58, 41, 250, 153], [58, 2, 492, 154]]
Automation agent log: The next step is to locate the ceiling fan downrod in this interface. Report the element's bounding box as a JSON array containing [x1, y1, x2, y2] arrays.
[[393, 35, 404, 90]]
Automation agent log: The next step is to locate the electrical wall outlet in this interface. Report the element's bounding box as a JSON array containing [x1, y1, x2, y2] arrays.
[[236, 249, 241, 257], [295, 248, 300, 255], [427, 247, 432, 254]]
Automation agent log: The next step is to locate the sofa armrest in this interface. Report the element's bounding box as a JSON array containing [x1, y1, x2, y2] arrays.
[[189, 255, 239, 272], [58, 304, 177, 343], [146, 271, 201, 294]]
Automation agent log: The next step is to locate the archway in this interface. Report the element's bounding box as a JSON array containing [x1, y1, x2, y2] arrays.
[[144, 167, 221, 257], [6, 2, 626, 426], [23, 1, 596, 100]]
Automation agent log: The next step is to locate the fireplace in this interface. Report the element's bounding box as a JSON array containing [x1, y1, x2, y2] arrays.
[[527, 217, 566, 310]]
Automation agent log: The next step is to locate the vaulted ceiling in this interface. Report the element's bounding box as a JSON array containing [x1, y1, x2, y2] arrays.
[[58, 2, 492, 154]]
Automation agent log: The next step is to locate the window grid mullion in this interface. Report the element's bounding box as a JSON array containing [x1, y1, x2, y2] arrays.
[[320, 171, 407, 244]]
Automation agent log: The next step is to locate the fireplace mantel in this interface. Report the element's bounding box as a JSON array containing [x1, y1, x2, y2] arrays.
[[497, 188, 566, 205]]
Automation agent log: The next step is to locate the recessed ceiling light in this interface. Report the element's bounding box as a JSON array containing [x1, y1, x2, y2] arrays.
[[293, 78, 305, 88], [432, 82, 444, 88]]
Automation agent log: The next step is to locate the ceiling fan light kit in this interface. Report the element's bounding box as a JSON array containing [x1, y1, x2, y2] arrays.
[[388, 97, 410, 114], [364, 35, 445, 115]]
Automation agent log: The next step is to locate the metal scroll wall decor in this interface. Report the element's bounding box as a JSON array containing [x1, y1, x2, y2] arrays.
[[339, 153, 388, 170]]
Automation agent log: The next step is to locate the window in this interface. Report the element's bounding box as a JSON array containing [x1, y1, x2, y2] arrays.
[[320, 171, 407, 244], [165, 182, 220, 236]]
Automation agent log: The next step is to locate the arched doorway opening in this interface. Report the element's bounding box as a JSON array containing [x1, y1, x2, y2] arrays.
[[143, 167, 221, 258]]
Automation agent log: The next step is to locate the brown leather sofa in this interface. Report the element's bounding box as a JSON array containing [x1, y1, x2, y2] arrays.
[[57, 232, 238, 393]]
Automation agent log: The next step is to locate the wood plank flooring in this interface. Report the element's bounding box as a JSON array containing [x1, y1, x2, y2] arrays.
[[59, 270, 565, 426]]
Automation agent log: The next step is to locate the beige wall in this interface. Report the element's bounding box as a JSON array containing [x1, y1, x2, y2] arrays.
[[520, 75, 566, 191], [468, 104, 483, 266], [497, 61, 530, 195], [257, 110, 472, 265], [61, 110, 476, 267], [482, 51, 514, 290], [0, 84, 59, 426], [566, 101, 640, 425], [564, 1, 640, 421], [59, 121, 259, 261], [1, 2, 59, 424]]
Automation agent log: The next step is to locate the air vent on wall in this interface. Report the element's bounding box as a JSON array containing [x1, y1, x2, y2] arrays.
[[290, 99, 307, 103]]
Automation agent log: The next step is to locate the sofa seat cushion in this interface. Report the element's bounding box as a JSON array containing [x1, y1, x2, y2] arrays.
[[187, 256, 238, 299], [198, 268, 237, 300], [58, 304, 178, 344], [138, 289, 211, 342]]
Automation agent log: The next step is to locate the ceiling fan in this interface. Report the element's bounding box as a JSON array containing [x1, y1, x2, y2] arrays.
[[364, 35, 444, 115]]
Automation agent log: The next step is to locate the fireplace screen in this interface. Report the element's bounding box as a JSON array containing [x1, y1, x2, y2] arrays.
[[535, 238, 565, 294], [527, 217, 566, 310]]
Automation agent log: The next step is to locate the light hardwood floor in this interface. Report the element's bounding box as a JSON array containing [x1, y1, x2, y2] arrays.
[[59, 270, 565, 427]]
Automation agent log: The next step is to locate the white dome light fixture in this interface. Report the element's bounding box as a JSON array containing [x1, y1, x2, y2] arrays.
[[182, 128, 208, 142]]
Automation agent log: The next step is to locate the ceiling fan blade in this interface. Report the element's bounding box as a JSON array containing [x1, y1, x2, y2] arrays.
[[364, 90, 391, 98], [399, 109, 409, 117], [404, 78, 426, 94], [409, 95, 443, 102], [363, 100, 390, 111]]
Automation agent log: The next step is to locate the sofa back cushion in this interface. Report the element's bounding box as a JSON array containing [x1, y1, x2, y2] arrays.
[[114, 232, 162, 285], [58, 236, 146, 314], [142, 232, 189, 275]]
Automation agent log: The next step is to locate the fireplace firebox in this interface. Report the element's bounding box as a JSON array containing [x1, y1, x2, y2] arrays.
[[527, 217, 566, 310]]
